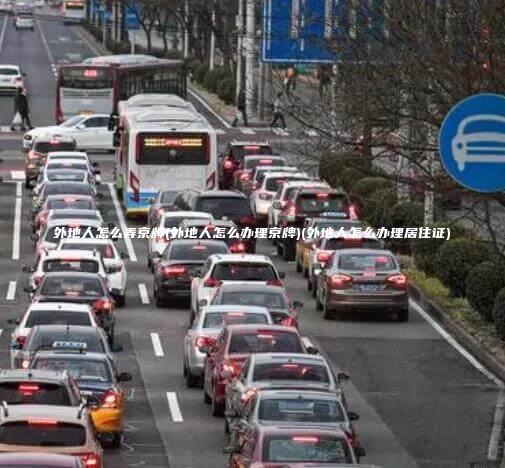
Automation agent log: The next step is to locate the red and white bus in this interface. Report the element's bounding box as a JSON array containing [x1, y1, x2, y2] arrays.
[[55, 55, 187, 123], [61, 0, 86, 24]]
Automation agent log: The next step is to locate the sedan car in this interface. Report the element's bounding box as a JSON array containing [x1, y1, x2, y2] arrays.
[[14, 14, 34, 30], [34, 209, 103, 235], [32, 182, 98, 213], [209, 282, 302, 328], [315, 249, 409, 321], [153, 239, 229, 307], [233, 154, 286, 192], [184, 305, 273, 387], [0, 65, 24, 94], [32, 195, 98, 228], [147, 189, 179, 226]]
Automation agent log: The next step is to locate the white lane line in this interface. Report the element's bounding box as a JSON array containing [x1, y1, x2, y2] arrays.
[[150, 332, 164, 357], [188, 88, 232, 129], [9, 172, 25, 181], [12, 182, 22, 260], [0, 330, 3, 339], [488, 388, 505, 460], [215, 129, 226, 135], [166, 392, 183, 422], [138, 283, 149, 304], [107, 183, 137, 262], [6, 281, 16, 301], [240, 128, 256, 135], [0, 16, 7, 52], [36, 19, 56, 77]]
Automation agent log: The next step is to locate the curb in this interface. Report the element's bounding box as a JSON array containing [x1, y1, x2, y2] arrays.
[[409, 283, 505, 384]]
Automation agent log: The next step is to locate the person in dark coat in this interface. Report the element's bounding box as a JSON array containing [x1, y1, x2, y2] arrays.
[[11, 87, 32, 131], [232, 89, 248, 127]]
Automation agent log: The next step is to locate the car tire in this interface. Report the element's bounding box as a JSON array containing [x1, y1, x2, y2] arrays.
[[186, 369, 200, 388], [323, 299, 336, 320], [316, 290, 323, 311], [283, 241, 296, 261], [211, 391, 224, 417], [397, 308, 409, 322], [115, 294, 125, 307]]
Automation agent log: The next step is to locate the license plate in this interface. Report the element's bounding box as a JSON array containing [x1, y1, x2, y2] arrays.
[[321, 211, 346, 218], [357, 284, 381, 292], [80, 391, 93, 396]]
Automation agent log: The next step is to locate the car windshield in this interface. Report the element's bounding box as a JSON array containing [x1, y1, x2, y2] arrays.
[[0, 382, 71, 406], [0, 422, 86, 447], [161, 191, 178, 203], [61, 242, 115, 259], [168, 242, 228, 261], [44, 184, 93, 197], [253, 363, 329, 382], [47, 199, 94, 210], [34, 142, 76, 154], [263, 435, 352, 463], [203, 312, 268, 328], [26, 310, 92, 327], [195, 197, 252, 218], [60, 116, 85, 128], [44, 226, 100, 243], [40, 276, 104, 297], [27, 331, 104, 354], [259, 399, 345, 423], [46, 171, 86, 182], [298, 194, 347, 214], [338, 253, 396, 271], [212, 263, 277, 281], [220, 291, 287, 309], [47, 163, 88, 171], [229, 332, 303, 353], [0, 68, 19, 75], [32, 357, 111, 383], [42, 259, 100, 274]]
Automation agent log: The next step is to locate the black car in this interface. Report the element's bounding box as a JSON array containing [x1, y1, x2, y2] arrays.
[[153, 239, 229, 307], [28, 272, 116, 343]]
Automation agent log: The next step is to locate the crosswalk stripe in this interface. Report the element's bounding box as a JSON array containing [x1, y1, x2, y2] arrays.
[[240, 128, 256, 135], [10, 171, 25, 181], [215, 129, 226, 135]]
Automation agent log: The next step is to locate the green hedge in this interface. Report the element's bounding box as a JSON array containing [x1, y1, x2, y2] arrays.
[[493, 288, 505, 339], [434, 239, 490, 297], [364, 188, 397, 228], [351, 177, 394, 200], [217, 78, 235, 105]]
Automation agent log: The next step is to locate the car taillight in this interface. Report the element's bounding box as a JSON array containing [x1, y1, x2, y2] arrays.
[[195, 336, 215, 351], [348, 204, 358, 220], [80, 453, 100, 467], [18, 383, 39, 396], [280, 317, 297, 327], [241, 388, 257, 402], [102, 390, 119, 409], [221, 361, 238, 378], [267, 278, 283, 286], [92, 299, 113, 312], [161, 265, 187, 278], [223, 159, 234, 170], [240, 172, 250, 180], [239, 215, 256, 226], [316, 251, 331, 263], [204, 278, 221, 287], [28, 150, 42, 160], [33, 275, 42, 286], [330, 274, 353, 288], [229, 242, 246, 253], [387, 274, 407, 289]]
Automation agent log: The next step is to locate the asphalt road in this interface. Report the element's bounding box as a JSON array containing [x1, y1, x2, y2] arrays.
[[0, 9, 501, 468]]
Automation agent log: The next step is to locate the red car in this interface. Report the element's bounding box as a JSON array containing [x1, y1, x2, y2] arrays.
[[203, 324, 316, 416]]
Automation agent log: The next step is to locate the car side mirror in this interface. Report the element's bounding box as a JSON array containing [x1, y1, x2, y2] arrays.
[[118, 372, 132, 382], [120, 252, 129, 259], [112, 344, 123, 352], [306, 346, 319, 355], [22, 264, 34, 273], [198, 299, 207, 307], [337, 372, 350, 382], [347, 411, 359, 421], [293, 300, 303, 309], [278, 271, 286, 279]]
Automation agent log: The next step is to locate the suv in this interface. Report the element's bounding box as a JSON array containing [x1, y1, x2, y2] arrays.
[[277, 187, 352, 261], [25, 135, 77, 189], [218, 141, 273, 189]]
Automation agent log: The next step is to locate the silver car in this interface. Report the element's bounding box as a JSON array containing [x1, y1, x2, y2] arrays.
[[183, 305, 273, 388], [14, 15, 34, 30]]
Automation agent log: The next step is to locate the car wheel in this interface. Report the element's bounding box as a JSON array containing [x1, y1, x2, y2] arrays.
[[316, 290, 323, 311], [110, 431, 122, 449], [397, 308, 409, 322], [224, 417, 230, 434], [323, 298, 336, 320], [186, 369, 200, 388], [211, 391, 224, 417]]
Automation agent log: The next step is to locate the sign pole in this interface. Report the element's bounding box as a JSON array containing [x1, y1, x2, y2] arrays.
[[183, 0, 189, 59], [210, 11, 216, 71], [131, 30, 135, 55], [236, 0, 244, 102], [245, 0, 255, 118]]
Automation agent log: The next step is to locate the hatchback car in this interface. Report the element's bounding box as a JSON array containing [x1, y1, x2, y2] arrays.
[[184, 305, 273, 387], [315, 249, 409, 321]]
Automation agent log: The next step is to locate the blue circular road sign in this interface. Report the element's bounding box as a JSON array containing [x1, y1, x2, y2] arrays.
[[439, 93, 505, 192]]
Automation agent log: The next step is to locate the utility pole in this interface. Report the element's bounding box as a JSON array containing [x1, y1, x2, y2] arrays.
[[183, 0, 189, 59], [236, 0, 244, 101], [210, 10, 216, 71], [245, 0, 255, 118], [102, 2, 106, 49]]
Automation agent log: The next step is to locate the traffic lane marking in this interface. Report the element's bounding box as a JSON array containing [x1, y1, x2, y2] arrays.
[[166, 392, 183, 423], [6, 281, 16, 301], [138, 283, 150, 304], [150, 333, 164, 357], [12, 182, 21, 260]]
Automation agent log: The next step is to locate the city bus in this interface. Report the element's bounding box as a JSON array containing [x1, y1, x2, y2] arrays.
[[55, 55, 187, 123], [115, 104, 217, 217], [61, 0, 86, 23]]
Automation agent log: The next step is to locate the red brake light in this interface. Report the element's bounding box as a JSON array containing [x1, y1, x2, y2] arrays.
[[161, 265, 187, 277], [330, 274, 353, 288], [65, 291, 80, 297], [28, 418, 58, 426], [282, 363, 299, 368], [18, 384, 39, 395], [227, 312, 245, 317], [316, 192, 329, 199], [195, 336, 215, 350], [375, 256, 389, 264], [363, 270, 376, 278], [280, 317, 297, 327], [259, 159, 272, 164], [221, 361, 239, 378], [92, 299, 113, 311], [63, 198, 76, 202], [204, 278, 221, 287], [81, 453, 100, 467], [229, 242, 246, 253], [387, 274, 407, 288], [84, 69, 98, 78], [192, 245, 207, 250], [266, 278, 283, 287], [102, 391, 118, 409], [223, 159, 234, 170], [292, 436, 319, 443], [239, 215, 255, 226], [49, 139, 60, 145], [316, 251, 331, 263]]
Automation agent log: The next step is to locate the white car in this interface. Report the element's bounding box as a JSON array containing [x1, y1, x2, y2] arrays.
[[183, 305, 273, 387], [56, 237, 128, 306], [190, 254, 286, 316], [44, 158, 100, 185], [249, 166, 300, 193], [8, 302, 98, 368], [34, 0, 44, 7], [268, 180, 330, 229], [250, 171, 312, 222], [0, 65, 24, 93], [14, 14, 34, 30], [23, 114, 113, 152], [32, 169, 91, 196], [148, 210, 213, 269], [46, 151, 91, 163], [34, 208, 103, 236]]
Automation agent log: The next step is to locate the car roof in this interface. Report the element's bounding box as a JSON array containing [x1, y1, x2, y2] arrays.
[[38, 271, 103, 280], [225, 324, 298, 334], [180, 219, 236, 227], [199, 190, 247, 199], [210, 254, 273, 263], [47, 151, 88, 157], [43, 250, 101, 260], [46, 159, 89, 165], [217, 283, 285, 293], [0, 368, 69, 383], [201, 305, 270, 315], [0, 404, 85, 424], [33, 351, 107, 361], [27, 302, 91, 312], [257, 389, 341, 401], [45, 219, 102, 228], [45, 194, 94, 202], [251, 353, 325, 365], [255, 424, 348, 437], [31, 324, 99, 335]]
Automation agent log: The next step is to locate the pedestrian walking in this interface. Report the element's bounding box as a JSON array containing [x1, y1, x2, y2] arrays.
[[284, 65, 297, 97], [11, 87, 32, 131], [270, 93, 286, 130], [232, 89, 248, 127]]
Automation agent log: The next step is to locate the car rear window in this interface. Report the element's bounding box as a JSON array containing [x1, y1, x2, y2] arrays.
[[0, 421, 85, 447], [163, 216, 207, 229], [47, 199, 94, 210], [46, 171, 86, 182], [253, 363, 329, 382], [40, 276, 105, 297], [47, 163, 88, 171], [325, 237, 381, 250], [26, 310, 92, 327], [220, 291, 287, 309], [263, 435, 352, 463], [189, 226, 236, 245], [231, 145, 272, 160], [0, 382, 71, 406], [32, 357, 111, 383], [61, 243, 115, 259], [245, 158, 285, 170], [229, 332, 303, 353], [42, 259, 100, 274], [212, 263, 277, 281], [34, 141, 76, 154], [0, 68, 19, 75], [259, 399, 345, 423], [44, 226, 100, 243], [195, 197, 252, 218], [203, 312, 268, 328], [27, 332, 103, 354], [297, 193, 347, 215], [266, 176, 309, 192], [44, 184, 93, 197], [161, 191, 178, 203], [169, 242, 228, 261], [338, 253, 396, 271]]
